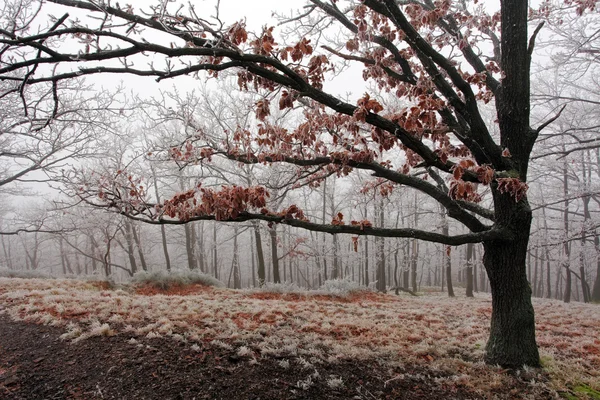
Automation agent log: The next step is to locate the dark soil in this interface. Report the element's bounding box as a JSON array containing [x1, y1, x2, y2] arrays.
[[0, 316, 487, 400]]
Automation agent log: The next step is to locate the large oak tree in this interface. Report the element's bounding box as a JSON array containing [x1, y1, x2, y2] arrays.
[[2, 0, 594, 367]]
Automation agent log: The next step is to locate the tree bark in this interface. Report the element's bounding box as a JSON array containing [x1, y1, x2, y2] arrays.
[[184, 223, 197, 271], [441, 208, 454, 297], [197, 222, 205, 272], [332, 233, 340, 280], [533, 246, 538, 297], [252, 222, 266, 286], [473, 245, 478, 293], [232, 226, 241, 289], [123, 220, 138, 275], [151, 166, 171, 272], [562, 153, 572, 303], [269, 226, 281, 283], [483, 195, 539, 367], [1, 236, 13, 270], [593, 234, 600, 301], [250, 230, 257, 287], [130, 223, 148, 272], [364, 235, 370, 287], [465, 242, 474, 297], [212, 223, 219, 280]]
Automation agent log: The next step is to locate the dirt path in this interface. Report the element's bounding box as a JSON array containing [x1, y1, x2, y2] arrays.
[[0, 315, 484, 399]]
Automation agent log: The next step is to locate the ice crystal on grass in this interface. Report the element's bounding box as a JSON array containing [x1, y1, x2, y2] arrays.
[[0, 268, 52, 280], [211, 340, 233, 350], [72, 321, 114, 343], [0, 278, 599, 398], [296, 375, 314, 390], [132, 270, 224, 290], [248, 278, 372, 298], [326, 375, 344, 389], [145, 331, 162, 339], [60, 322, 82, 340], [237, 346, 252, 357], [316, 278, 371, 297]]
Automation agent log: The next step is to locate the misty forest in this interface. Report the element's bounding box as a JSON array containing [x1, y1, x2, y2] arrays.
[[0, 0, 600, 398]]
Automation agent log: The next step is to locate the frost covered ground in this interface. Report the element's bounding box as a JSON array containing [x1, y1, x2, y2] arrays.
[[0, 277, 598, 399]]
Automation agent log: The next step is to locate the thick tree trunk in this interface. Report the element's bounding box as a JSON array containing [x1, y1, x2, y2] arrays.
[[483, 197, 539, 368]]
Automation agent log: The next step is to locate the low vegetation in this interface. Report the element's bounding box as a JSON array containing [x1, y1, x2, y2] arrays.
[[0, 276, 598, 398]]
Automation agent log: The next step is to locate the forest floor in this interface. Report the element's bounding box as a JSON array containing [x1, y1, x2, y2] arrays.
[[0, 277, 598, 399]]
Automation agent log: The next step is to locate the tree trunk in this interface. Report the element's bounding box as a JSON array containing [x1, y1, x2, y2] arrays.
[[197, 222, 205, 272], [269, 226, 281, 283], [1, 236, 13, 270], [403, 239, 410, 290], [184, 223, 197, 270], [411, 240, 418, 293], [252, 222, 266, 286], [212, 223, 219, 280], [533, 246, 538, 297], [250, 230, 257, 287], [445, 249, 454, 298], [90, 236, 99, 274], [441, 208, 454, 297], [483, 195, 539, 367], [59, 237, 74, 275], [465, 242, 474, 297], [229, 226, 241, 289], [131, 223, 148, 272], [473, 245, 478, 293], [376, 197, 386, 292], [394, 248, 400, 293], [332, 234, 340, 280], [364, 235, 369, 287], [123, 220, 139, 275], [233, 225, 242, 289], [160, 226, 171, 272], [593, 236, 600, 301], [151, 167, 171, 272], [322, 180, 328, 282]]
